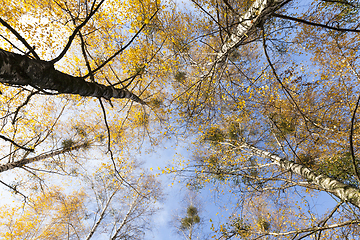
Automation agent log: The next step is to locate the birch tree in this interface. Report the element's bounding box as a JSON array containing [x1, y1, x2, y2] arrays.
[[0, 158, 162, 239], [2, 0, 360, 239], [0, 0, 173, 193], [0, 0, 169, 237], [172, 191, 204, 240], [168, 0, 360, 239]]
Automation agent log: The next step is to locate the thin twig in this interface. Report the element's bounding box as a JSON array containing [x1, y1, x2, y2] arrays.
[[12, 90, 40, 125], [315, 201, 343, 240], [98, 98, 146, 198], [0, 179, 28, 202], [349, 91, 360, 184]]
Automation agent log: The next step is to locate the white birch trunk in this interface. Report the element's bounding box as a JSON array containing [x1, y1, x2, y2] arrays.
[[110, 194, 143, 240], [215, 0, 290, 64], [85, 190, 117, 240], [0, 143, 87, 173], [238, 142, 360, 208]]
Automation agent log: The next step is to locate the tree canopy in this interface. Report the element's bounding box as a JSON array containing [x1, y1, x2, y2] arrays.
[[1, 0, 360, 239]]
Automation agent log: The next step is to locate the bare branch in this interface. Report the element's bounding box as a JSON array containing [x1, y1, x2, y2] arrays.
[[0, 134, 34, 152], [266, 219, 360, 237], [85, 190, 117, 240], [0, 18, 40, 60], [349, 92, 360, 184], [273, 13, 360, 33], [50, 0, 106, 63], [12, 90, 40, 125], [98, 99, 146, 197]]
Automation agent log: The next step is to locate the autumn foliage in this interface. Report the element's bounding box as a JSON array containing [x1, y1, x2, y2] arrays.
[[1, 0, 360, 239]]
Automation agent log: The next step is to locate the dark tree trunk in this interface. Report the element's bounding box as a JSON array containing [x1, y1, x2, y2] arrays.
[[0, 49, 145, 104]]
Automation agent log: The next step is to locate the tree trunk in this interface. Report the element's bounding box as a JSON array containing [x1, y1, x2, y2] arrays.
[[239, 142, 360, 208], [0, 143, 87, 173], [216, 0, 291, 64], [0, 49, 145, 104], [85, 190, 117, 240]]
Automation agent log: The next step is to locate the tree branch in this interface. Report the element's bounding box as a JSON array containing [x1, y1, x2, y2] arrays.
[[349, 91, 360, 184], [12, 90, 40, 124], [85, 189, 117, 240], [238, 142, 360, 208], [273, 13, 360, 33], [50, 0, 106, 63], [98, 99, 145, 197], [84, 9, 159, 78], [266, 219, 360, 237], [0, 18, 40, 60], [0, 135, 34, 152], [320, 0, 359, 8]]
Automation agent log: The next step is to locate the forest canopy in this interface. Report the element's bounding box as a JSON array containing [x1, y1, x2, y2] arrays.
[[1, 0, 360, 239]]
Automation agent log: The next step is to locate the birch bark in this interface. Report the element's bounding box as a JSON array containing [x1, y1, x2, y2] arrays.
[[110, 194, 144, 240], [85, 190, 117, 240], [238, 142, 360, 208], [0, 143, 87, 173], [215, 0, 291, 64]]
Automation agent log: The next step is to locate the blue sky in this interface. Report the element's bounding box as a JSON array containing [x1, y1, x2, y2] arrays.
[[0, 0, 356, 239], [138, 133, 341, 239]]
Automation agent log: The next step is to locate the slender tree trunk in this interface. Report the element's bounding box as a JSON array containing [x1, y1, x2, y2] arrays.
[[266, 220, 360, 236], [0, 143, 87, 173], [0, 49, 145, 104], [238, 142, 360, 208], [110, 194, 143, 240], [85, 190, 117, 240]]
